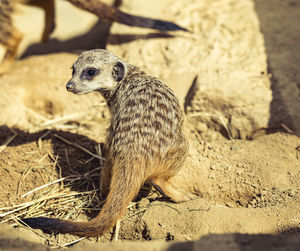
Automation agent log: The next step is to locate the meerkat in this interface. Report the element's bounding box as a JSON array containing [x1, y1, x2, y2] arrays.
[[0, 0, 187, 74], [22, 49, 194, 237]]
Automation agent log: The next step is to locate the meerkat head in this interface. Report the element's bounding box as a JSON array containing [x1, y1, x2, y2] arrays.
[[66, 49, 127, 95]]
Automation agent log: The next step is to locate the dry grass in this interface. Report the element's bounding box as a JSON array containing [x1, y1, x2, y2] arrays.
[[0, 111, 108, 247], [0, 108, 157, 247], [0, 185, 98, 247]]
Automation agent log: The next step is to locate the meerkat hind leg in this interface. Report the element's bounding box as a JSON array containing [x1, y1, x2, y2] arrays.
[[151, 177, 195, 203]]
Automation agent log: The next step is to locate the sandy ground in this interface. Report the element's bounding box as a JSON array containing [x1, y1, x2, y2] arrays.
[[0, 0, 299, 250]]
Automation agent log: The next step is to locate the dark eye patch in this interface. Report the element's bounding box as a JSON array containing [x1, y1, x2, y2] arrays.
[[81, 67, 99, 80], [71, 65, 75, 76]]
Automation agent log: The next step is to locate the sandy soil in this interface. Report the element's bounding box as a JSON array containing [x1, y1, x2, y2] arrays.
[[0, 0, 299, 250]]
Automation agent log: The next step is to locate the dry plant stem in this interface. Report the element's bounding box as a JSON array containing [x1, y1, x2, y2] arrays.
[[26, 169, 100, 190], [40, 103, 106, 128], [122, 208, 148, 221], [38, 130, 51, 152], [54, 134, 106, 161], [114, 219, 121, 241], [188, 112, 232, 139], [48, 152, 64, 188], [0, 190, 96, 217], [65, 148, 70, 166], [0, 127, 17, 153], [280, 123, 294, 134], [53, 237, 86, 248], [38, 154, 49, 163], [17, 165, 33, 196], [40, 130, 52, 140], [21, 177, 66, 198], [91, 103, 106, 108], [218, 115, 233, 139], [192, 125, 203, 143], [41, 113, 82, 127], [95, 144, 102, 155]]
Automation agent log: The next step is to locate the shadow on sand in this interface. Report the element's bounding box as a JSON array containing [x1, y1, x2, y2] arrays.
[[253, 0, 300, 136]]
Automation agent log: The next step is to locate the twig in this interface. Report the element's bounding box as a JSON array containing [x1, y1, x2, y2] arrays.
[[48, 152, 64, 188], [188, 112, 232, 139], [0, 127, 17, 153], [38, 130, 51, 152], [41, 113, 82, 127], [40, 103, 106, 128], [65, 148, 70, 167], [53, 237, 86, 248], [90, 103, 106, 108], [114, 219, 121, 241], [21, 177, 66, 198], [280, 123, 294, 134], [218, 115, 232, 139], [17, 164, 33, 196], [54, 134, 105, 161]]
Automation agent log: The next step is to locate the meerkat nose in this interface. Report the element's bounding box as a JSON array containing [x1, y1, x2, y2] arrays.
[[66, 81, 75, 91]]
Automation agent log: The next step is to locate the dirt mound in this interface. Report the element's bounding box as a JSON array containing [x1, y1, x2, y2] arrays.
[[107, 0, 272, 139]]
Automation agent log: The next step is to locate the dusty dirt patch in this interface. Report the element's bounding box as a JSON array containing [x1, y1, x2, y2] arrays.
[[0, 125, 299, 247]]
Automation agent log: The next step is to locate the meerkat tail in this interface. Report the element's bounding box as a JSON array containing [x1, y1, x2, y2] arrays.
[[21, 164, 144, 237], [67, 0, 188, 32]]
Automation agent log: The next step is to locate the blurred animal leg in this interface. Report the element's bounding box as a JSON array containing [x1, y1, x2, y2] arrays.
[[0, 28, 23, 74], [29, 0, 56, 42]]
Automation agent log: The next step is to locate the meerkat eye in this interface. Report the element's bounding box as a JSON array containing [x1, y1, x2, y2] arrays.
[[82, 67, 99, 80], [87, 69, 96, 77]]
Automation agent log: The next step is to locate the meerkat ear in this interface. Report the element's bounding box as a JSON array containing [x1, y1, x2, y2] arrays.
[[112, 62, 125, 82]]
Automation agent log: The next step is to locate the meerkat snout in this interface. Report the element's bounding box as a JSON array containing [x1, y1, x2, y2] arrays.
[[66, 81, 75, 91]]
